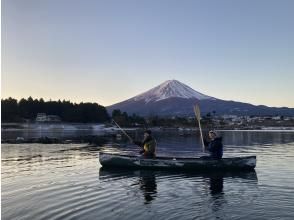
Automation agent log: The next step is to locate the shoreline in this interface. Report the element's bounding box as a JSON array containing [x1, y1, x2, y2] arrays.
[[2, 123, 294, 144], [2, 122, 294, 130]]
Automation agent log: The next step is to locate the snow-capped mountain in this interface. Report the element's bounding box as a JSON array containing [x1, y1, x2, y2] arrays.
[[132, 80, 214, 103], [107, 80, 294, 117]]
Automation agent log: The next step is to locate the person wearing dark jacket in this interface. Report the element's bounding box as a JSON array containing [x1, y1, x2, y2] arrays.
[[133, 130, 157, 158], [203, 130, 223, 159]]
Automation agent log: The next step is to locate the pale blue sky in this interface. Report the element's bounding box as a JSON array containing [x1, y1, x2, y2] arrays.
[[2, 0, 294, 107]]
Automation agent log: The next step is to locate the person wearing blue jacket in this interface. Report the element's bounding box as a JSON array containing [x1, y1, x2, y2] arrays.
[[203, 130, 223, 159]]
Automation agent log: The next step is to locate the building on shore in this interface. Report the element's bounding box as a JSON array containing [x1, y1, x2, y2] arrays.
[[35, 113, 61, 123]]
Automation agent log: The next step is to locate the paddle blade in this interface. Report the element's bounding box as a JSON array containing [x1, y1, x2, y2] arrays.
[[194, 104, 201, 121]]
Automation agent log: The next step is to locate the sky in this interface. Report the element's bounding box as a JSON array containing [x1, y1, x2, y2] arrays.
[[2, 0, 294, 107]]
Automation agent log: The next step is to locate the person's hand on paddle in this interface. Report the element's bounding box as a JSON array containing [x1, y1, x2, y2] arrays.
[[132, 140, 144, 154]]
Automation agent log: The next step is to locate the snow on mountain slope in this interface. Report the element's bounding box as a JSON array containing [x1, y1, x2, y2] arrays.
[[132, 80, 214, 103]]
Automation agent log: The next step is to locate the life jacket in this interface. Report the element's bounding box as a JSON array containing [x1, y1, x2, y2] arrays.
[[143, 138, 157, 156], [208, 137, 223, 159]]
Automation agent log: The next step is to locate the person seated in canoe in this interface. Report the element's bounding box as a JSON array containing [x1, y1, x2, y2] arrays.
[[203, 130, 223, 159], [133, 130, 157, 158]]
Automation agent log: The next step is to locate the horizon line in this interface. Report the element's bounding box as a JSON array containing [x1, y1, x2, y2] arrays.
[[2, 95, 294, 109]]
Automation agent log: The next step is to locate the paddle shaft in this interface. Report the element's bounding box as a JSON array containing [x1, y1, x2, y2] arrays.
[[194, 105, 205, 152], [198, 118, 205, 152], [112, 119, 134, 143]]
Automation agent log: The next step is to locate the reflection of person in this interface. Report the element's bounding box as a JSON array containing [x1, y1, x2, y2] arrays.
[[209, 174, 224, 195], [133, 130, 157, 158], [203, 130, 223, 159], [207, 173, 225, 216], [139, 171, 157, 204]]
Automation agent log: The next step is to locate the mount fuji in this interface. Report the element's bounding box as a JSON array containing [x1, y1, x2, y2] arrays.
[[132, 80, 214, 103], [107, 80, 294, 117]]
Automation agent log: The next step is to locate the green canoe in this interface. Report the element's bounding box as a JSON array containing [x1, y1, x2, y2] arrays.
[[99, 152, 256, 171]]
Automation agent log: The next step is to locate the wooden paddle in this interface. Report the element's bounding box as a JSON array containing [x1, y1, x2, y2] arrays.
[[193, 104, 205, 152], [112, 119, 134, 143]]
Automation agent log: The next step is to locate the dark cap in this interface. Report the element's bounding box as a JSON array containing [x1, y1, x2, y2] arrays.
[[144, 129, 152, 135]]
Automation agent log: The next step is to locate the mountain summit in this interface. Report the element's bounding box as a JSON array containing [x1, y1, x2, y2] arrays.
[[132, 80, 213, 103], [107, 80, 294, 117]]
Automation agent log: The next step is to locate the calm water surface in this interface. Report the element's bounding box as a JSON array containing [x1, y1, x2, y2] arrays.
[[2, 130, 294, 220]]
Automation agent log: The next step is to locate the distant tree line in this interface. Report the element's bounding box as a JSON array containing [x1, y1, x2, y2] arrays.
[[1, 97, 221, 127], [1, 97, 110, 123], [111, 110, 211, 128], [146, 116, 196, 127], [112, 109, 146, 127]]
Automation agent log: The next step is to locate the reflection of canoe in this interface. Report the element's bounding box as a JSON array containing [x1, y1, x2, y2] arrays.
[[99, 168, 257, 181], [99, 152, 256, 171], [99, 168, 257, 203]]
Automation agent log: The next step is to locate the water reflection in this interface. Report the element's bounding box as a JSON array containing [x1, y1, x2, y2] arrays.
[[99, 168, 257, 207], [3, 125, 294, 146], [190, 171, 257, 219], [99, 168, 158, 204], [206, 173, 225, 217], [220, 130, 294, 146], [137, 170, 157, 204], [208, 173, 224, 195], [1, 123, 112, 140], [2, 128, 294, 220]]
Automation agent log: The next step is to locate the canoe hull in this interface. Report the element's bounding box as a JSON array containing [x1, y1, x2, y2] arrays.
[[99, 152, 256, 171]]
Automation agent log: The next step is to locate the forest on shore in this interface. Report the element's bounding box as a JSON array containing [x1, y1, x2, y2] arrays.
[[1, 97, 199, 127], [1, 97, 110, 123]]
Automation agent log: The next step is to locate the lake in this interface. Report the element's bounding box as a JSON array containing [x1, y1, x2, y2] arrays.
[[2, 130, 294, 219]]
